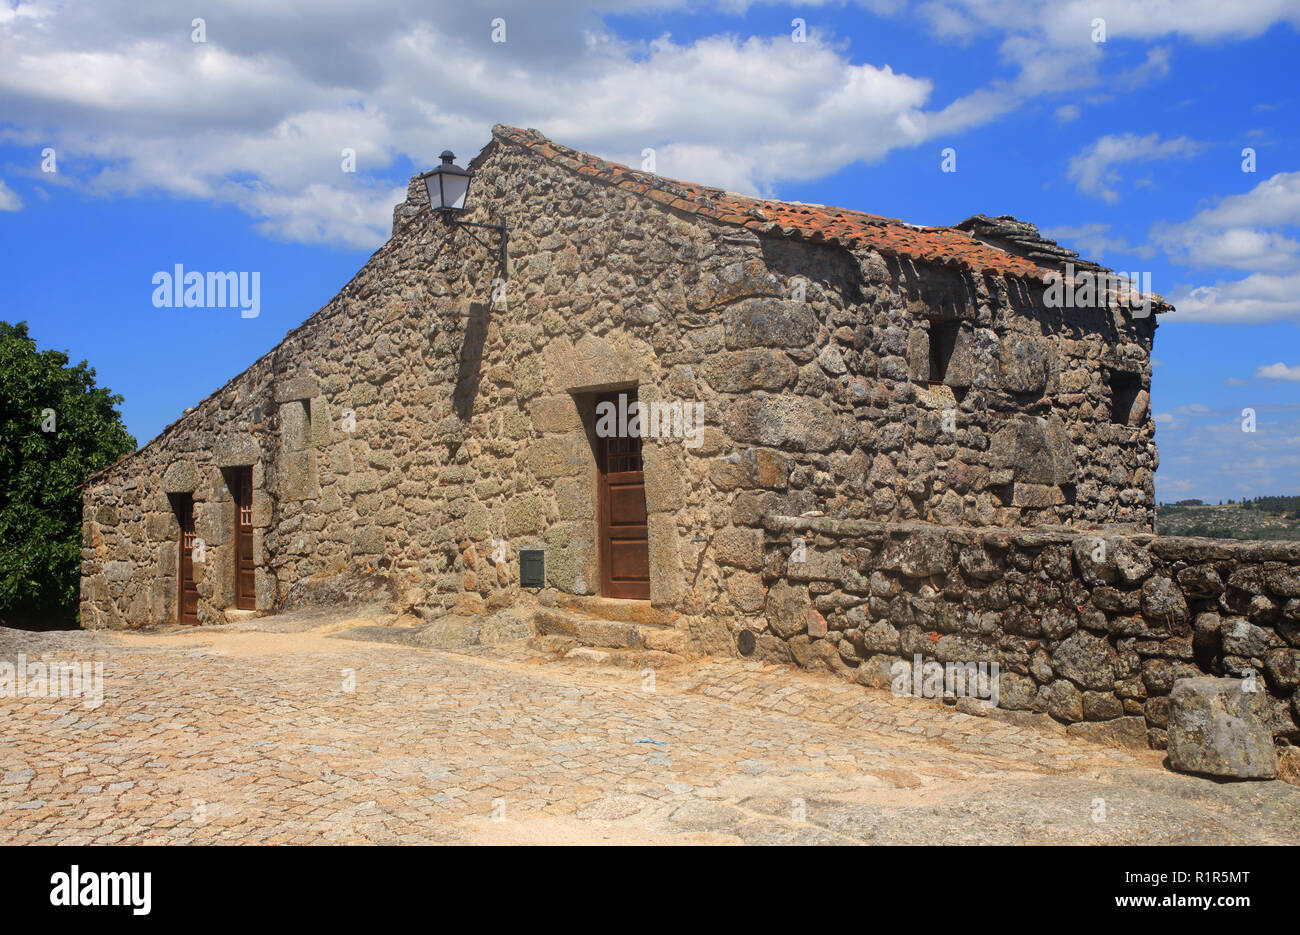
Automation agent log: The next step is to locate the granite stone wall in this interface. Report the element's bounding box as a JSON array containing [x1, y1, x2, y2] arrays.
[[81, 126, 1160, 630], [757, 516, 1300, 751]]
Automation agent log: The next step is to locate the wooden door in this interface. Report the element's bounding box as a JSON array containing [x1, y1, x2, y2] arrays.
[[178, 495, 199, 626], [234, 467, 255, 610], [598, 392, 651, 600]]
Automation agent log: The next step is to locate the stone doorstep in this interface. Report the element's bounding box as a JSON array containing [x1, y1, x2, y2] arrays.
[[549, 594, 677, 626], [532, 607, 692, 662], [222, 609, 262, 624], [562, 646, 686, 669]]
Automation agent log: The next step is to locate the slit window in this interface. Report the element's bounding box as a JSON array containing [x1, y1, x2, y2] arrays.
[[929, 319, 959, 384], [1109, 371, 1142, 425]]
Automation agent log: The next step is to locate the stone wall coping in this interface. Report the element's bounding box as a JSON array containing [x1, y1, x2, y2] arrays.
[[762, 515, 1300, 562]]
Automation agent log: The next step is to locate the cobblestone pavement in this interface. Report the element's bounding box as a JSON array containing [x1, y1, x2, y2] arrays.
[[2, 620, 1298, 845]]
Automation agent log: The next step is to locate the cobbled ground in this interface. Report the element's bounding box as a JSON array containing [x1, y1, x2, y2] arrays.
[[2, 618, 1297, 845]]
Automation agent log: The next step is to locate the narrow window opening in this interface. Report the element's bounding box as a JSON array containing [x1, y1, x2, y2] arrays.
[[1109, 371, 1142, 425], [929, 319, 959, 384]]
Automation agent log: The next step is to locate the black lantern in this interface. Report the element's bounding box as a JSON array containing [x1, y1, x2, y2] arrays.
[[419, 151, 471, 212], [419, 149, 507, 271]]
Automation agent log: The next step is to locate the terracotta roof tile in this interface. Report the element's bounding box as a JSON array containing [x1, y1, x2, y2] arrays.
[[491, 124, 1076, 285]]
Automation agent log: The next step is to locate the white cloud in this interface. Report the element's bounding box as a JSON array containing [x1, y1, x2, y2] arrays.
[[1154, 171, 1300, 270], [1256, 362, 1300, 381], [0, 2, 957, 247], [1169, 271, 1300, 324], [1223, 377, 1247, 386], [1067, 133, 1200, 203], [915, 0, 1300, 45], [2, 0, 1297, 247], [1156, 171, 1300, 322], [0, 178, 21, 211]]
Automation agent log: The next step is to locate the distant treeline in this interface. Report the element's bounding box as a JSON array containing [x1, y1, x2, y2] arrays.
[[1244, 495, 1300, 514], [1158, 495, 1300, 514]]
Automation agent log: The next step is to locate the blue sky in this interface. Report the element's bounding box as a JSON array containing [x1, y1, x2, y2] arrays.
[[1, 0, 1298, 503]]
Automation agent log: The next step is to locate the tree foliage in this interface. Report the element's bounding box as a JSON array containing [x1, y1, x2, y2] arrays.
[[0, 322, 136, 624]]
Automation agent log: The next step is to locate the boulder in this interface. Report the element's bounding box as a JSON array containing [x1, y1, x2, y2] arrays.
[[1052, 631, 1117, 690], [1166, 677, 1278, 780], [998, 334, 1051, 395], [1140, 576, 1189, 628]]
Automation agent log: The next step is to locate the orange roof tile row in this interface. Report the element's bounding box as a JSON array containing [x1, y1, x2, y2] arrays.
[[492, 125, 1050, 282]]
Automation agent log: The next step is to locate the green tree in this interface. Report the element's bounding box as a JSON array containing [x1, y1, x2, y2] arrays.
[[0, 322, 136, 625]]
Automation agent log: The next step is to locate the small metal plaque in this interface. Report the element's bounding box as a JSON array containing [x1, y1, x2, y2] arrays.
[[519, 549, 545, 588]]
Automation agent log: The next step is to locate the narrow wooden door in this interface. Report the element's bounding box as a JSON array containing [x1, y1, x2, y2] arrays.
[[178, 495, 199, 626], [598, 392, 651, 600], [234, 467, 256, 610]]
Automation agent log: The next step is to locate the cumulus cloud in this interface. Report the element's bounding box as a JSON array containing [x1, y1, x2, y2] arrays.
[[2, 0, 1298, 247], [1156, 172, 1300, 322], [1067, 133, 1200, 203], [1169, 271, 1300, 324], [0, 1, 954, 247], [1256, 362, 1300, 381], [1154, 171, 1300, 270]]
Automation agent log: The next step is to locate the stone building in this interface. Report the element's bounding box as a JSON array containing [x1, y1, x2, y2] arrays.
[[82, 126, 1300, 759], [80, 124, 1165, 635]]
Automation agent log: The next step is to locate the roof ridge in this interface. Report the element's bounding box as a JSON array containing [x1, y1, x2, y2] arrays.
[[489, 124, 1171, 310]]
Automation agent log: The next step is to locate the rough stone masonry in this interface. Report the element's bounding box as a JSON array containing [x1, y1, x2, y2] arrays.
[[81, 125, 1298, 761], [761, 517, 1300, 762]]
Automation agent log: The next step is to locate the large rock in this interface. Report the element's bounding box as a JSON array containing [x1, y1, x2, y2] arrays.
[[765, 580, 810, 640], [878, 529, 955, 577], [989, 416, 1055, 485], [722, 299, 815, 350], [213, 433, 260, 468], [702, 350, 796, 392], [1166, 678, 1278, 780], [724, 395, 841, 452], [989, 414, 1074, 487], [1140, 576, 1189, 628], [998, 334, 1051, 395], [1051, 631, 1117, 690], [1072, 535, 1153, 587]]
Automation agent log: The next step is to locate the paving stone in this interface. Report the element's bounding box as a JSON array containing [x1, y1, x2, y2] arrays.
[[0, 622, 1297, 844]]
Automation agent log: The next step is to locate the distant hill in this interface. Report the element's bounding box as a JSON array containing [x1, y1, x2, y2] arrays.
[[1156, 497, 1300, 541]]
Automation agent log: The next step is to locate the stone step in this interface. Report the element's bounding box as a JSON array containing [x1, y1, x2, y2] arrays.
[[563, 646, 686, 669], [548, 594, 677, 626], [532, 607, 692, 657]]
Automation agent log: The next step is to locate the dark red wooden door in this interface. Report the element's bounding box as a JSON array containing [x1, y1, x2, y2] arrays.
[[598, 392, 650, 600], [178, 495, 199, 626], [234, 467, 255, 610]]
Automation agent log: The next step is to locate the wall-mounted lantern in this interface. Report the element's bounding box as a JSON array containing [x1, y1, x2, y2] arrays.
[[418, 151, 507, 271]]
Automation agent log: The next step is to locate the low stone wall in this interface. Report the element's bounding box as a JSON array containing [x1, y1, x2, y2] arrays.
[[759, 516, 1300, 751]]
